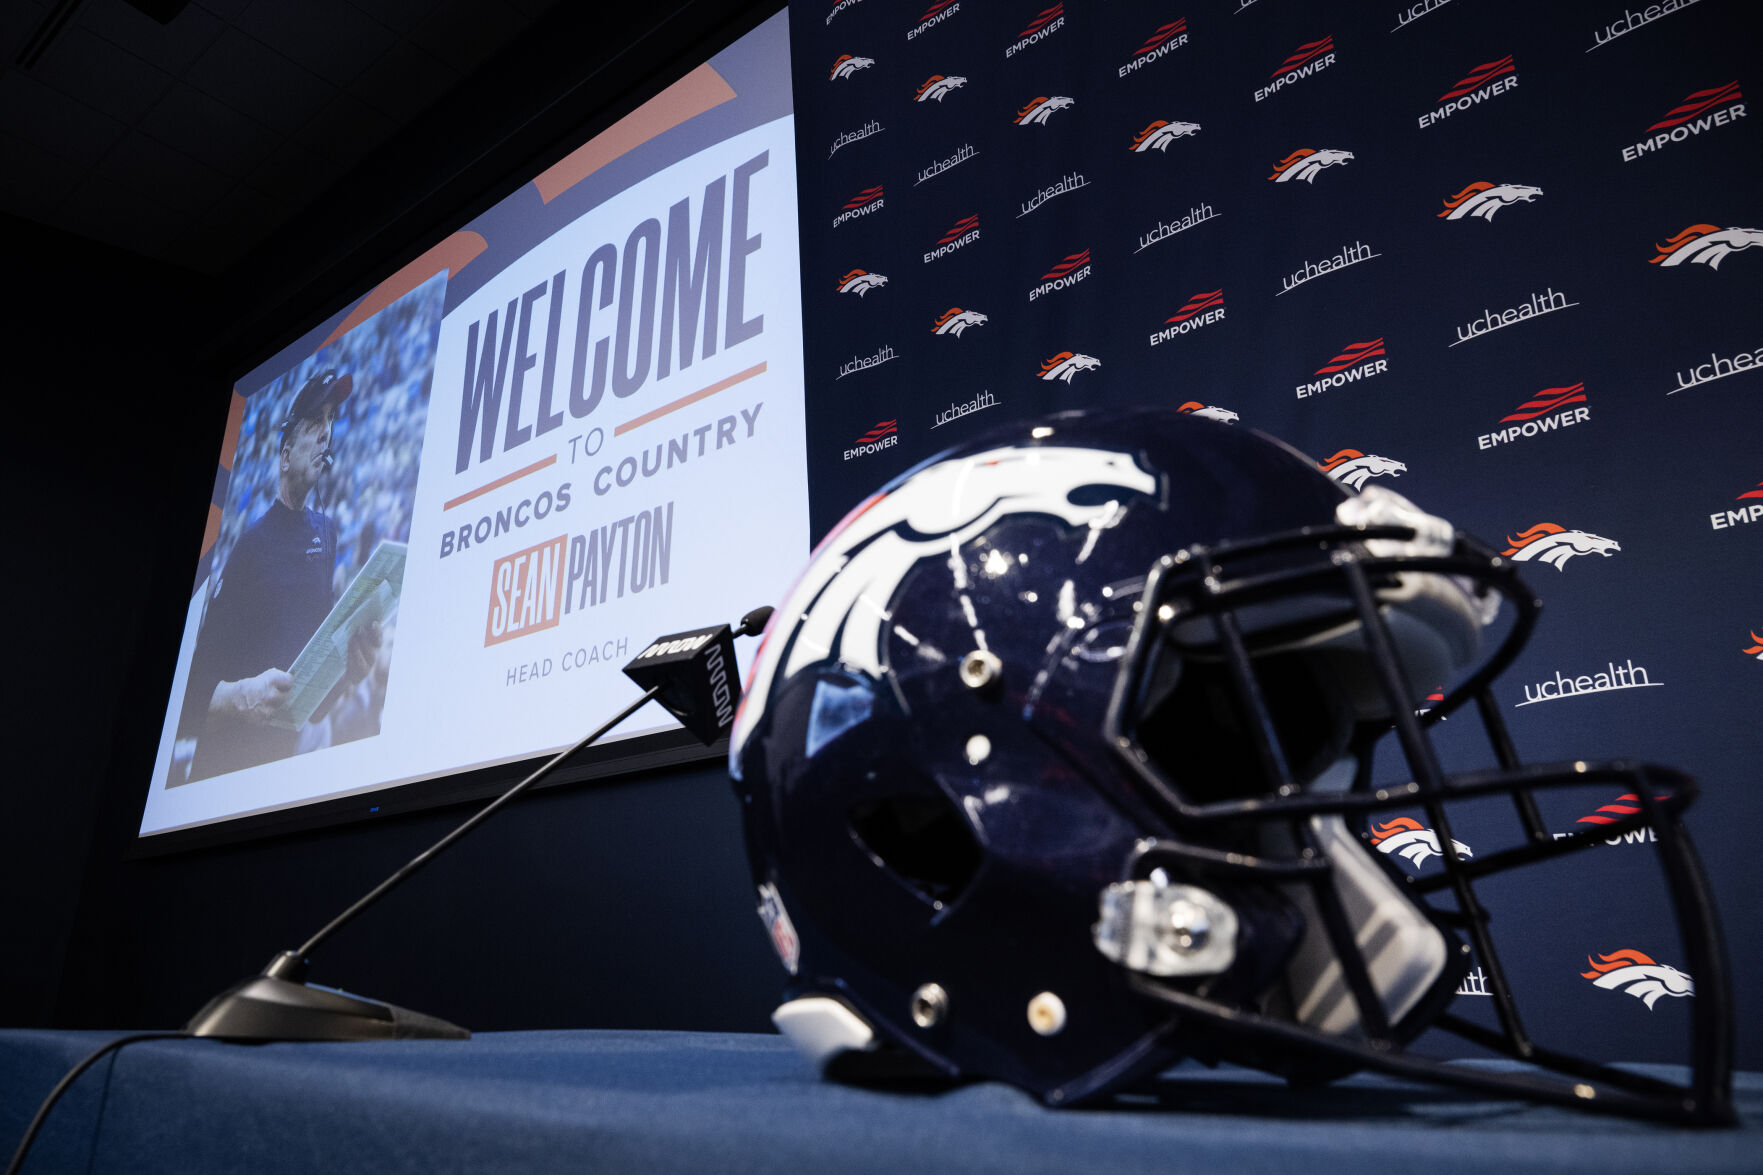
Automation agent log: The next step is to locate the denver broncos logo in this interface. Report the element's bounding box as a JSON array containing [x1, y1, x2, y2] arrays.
[[915, 74, 967, 102], [1319, 449, 1405, 490], [1015, 95, 1074, 125], [932, 308, 988, 336], [1745, 630, 1763, 659], [830, 55, 874, 80], [1438, 181, 1543, 221], [1581, 950, 1693, 1010], [837, 269, 888, 296], [1650, 224, 1763, 269], [1178, 401, 1237, 424], [1369, 817, 1471, 868], [1269, 148, 1353, 183], [1501, 522, 1619, 569], [730, 445, 1157, 758], [1130, 120, 1200, 152], [1038, 351, 1101, 382]]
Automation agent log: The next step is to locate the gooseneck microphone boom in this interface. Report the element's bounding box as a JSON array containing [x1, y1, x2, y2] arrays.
[[184, 607, 773, 1042]]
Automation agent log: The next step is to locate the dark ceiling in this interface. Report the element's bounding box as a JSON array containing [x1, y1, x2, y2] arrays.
[[0, 0, 571, 277]]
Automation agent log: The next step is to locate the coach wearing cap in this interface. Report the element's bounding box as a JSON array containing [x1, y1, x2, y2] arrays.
[[185, 369, 366, 780]]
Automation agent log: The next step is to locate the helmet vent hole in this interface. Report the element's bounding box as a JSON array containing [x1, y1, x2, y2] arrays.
[[849, 793, 982, 906]]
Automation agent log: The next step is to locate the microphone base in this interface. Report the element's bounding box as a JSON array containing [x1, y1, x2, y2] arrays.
[[186, 973, 469, 1041]]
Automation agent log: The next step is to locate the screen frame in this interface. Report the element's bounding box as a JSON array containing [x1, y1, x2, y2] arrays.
[[130, 0, 788, 857]]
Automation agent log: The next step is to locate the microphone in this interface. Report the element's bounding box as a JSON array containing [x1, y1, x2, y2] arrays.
[[185, 607, 773, 1042]]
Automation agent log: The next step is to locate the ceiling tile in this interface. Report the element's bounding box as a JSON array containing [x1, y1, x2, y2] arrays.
[[407, 0, 527, 74], [31, 26, 177, 126], [77, 0, 225, 75], [344, 37, 458, 123], [95, 129, 230, 217], [232, 0, 396, 88], [291, 88, 397, 169], [0, 70, 129, 168], [185, 28, 337, 136], [139, 80, 278, 177]]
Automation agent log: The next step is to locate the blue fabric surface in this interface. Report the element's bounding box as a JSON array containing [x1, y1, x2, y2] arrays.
[[4, 1029, 1759, 1174]]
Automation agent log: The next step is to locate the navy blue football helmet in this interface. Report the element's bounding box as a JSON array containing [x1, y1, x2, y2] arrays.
[[729, 410, 1731, 1124]]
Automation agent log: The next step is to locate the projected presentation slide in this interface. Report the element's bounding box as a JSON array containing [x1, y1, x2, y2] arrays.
[[141, 12, 804, 838]]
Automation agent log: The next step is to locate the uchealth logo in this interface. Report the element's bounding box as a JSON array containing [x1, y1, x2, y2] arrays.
[[1029, 249, 1091, 301], [1438, 181, 1542, 221], [1581, 950, 1693, 1010], [1295, 338, 1388, 399], [1368, 817, 1471, 869], [833, 185, 885, 229], [844, 420, 899, 461], [1417, 55, 1518, 129], [837, 269, 888, 297], [1178, 400, 1237, 423], [1150, 289, 1225, 345], [924, 214, 980, 264], [1650, 224, 1763, 270], [932, 307, 988, 337], [1709, 480, 1763, 530], [1118, 18, 1189, 77], [1038, 351, 1100, 383], [830, 54, 874, 80], [1015, 95, 1074, 125], [915, 74, 967, 102], [1255, 35, 1336, 103], [1502, 522, 1619, 569], [1319, 449, 1405, 490], [1476, 383, 1590, 451], [1006, 2, 1065, 57], [1671, 341, 1763, 395], [1268, 148, 1353, 184], [1518, 658, 1656, 707], [908, 0, 960, 41], [1624, 81, 1745, 162], [1130, 120, 1201, 152]]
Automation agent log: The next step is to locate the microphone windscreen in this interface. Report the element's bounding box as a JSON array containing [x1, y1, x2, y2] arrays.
[[622, 624, 740, 745]]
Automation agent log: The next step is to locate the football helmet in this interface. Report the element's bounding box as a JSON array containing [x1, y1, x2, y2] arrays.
[[729, 410, 1732, 1124]]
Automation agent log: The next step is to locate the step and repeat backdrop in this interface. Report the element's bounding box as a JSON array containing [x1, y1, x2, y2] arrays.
[[787, 0, 1759, 1065]]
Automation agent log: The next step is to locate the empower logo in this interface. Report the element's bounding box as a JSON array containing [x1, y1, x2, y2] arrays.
[[1369, 817, 1470, 869], [1477, 383, 1590, 450], [915, 74, 968, 102], [924, 214, 981, 263], [1319, 449, 1405, 490], [1417, 55, 1518, 128], [1178, 400, 1237, 422], [1581, 950, 1693, 1010], [1119, 18, 1189, 76], [932, 307, 988, 337], [1015, 95, 1074, 125], [844, 420, 899, 461], [837, 269, 888, 297], [1029, 248, 1091, 301], [1295, 338, 1388, 398], [1438, 181, 1542, 220], [1502, 522, 1619, 569], [1006, 2, 1065, 57], [1268, 148, 1353, 183], [1255, 36, 1336, 102], [1623, 82, 1745, 161], [833, 185, 885, 228], [1559, 793, 1667, 847], [908, 0, 960, 40], [830, 55, 874, 80], [1651, 224, 1763, 269], [1130, 120, 1201, 152], [1709, 481, 1763, 530], [1150, 289, 1225, 345], [1038, 351, 1100, 383], [826, 0, 867, 25]]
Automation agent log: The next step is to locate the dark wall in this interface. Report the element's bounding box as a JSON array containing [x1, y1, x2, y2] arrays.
[[4, 0, 787, 1035]]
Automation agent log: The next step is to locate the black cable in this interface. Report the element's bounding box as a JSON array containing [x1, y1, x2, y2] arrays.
[[4, 1031, 186, 1175]]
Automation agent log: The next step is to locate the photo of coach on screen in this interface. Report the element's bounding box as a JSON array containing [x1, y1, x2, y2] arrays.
[[180, 370, 384, 782]]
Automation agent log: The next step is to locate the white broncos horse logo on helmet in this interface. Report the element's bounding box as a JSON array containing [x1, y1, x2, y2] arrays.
[[1319, 449, 1405, 491], [1582, 950, 1694, 1010], [732, 446, 1157, 759]]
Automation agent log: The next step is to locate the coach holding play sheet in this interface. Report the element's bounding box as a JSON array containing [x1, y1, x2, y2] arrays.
[[183, 370, 377, 781]]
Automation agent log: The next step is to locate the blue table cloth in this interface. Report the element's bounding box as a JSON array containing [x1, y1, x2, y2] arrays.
[[4, 1029, 1758, 1174]]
